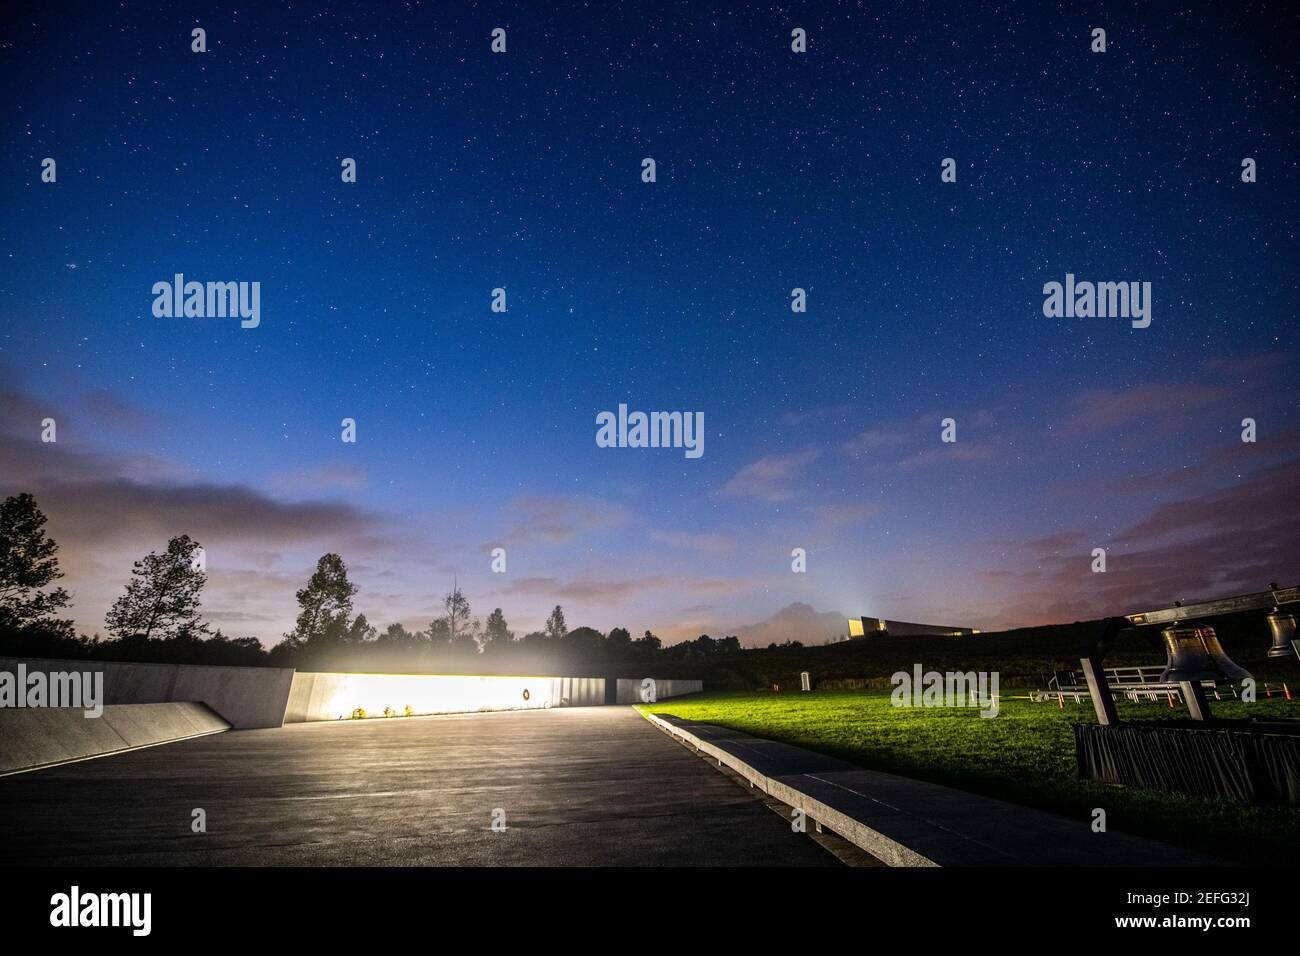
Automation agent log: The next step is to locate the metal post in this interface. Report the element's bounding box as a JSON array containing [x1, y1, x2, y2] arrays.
[[1080, 656, 1118, 727], [1180, 681, 1211, 721]]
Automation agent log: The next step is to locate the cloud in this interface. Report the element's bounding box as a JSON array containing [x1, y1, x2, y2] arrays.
[[1115, 459, 1298, 547], [79, 388, 164, 438], [269, 463, 368, 491], [649, 529, 735, 553], [805, 501, 882, 525], [504, 574, 745, 606], [840, 408, 1000, 465], [0, 421, 379, 551], [1059, 384, 1226, 435], [840, 428, 907, 457], [39, 477, 379, 548], [983, 458, 1300, 626], [730, 602, 849, 648], [896, 443, 995, 470], [496, 495, 632, 546], [506, 576, 654, 603], [0, 384, 390, 641], [779, 404, 851, 427], [1203, 352, 1290, 380], [720, 448, 820, 502], [1024, 530, 1089, 555]]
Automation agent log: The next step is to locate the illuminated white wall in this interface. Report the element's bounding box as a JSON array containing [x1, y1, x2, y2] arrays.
[[284, 672, 564, 722], [283, 672, 698, 722]]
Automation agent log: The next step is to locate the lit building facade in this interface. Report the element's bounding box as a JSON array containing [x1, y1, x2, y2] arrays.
[[848, 616, 979, 638]]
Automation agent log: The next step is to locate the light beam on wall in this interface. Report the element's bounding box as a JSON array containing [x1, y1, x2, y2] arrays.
[[302, 673, 556, 721]]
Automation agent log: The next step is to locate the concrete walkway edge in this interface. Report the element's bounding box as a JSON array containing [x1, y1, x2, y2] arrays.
[[642, 710, 1223, 867], [643, 710, 936, 866]]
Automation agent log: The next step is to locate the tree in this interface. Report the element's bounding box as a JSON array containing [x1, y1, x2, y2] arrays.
[[105, 535, 210, 640], [482, 608, 513, 653], [444, 586, 472, 645], [344, 613, 377, 645], [433, 585, 479, 651], [688, 634, 718, 657], [456, 616, 483, 653], [283, 553, 358, 648], [377, 622, 416, 646], [427, 617, 451, 644], [607, 626, 632, 656], [544, 605, 567, 641], [635, 629, 662, 654], [0, 493, 71, 633], [564, 626, 605, 659]]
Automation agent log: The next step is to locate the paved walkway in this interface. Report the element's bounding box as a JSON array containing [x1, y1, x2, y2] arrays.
[[646, 713, 1223, 866], [0, 706, 835, 866]]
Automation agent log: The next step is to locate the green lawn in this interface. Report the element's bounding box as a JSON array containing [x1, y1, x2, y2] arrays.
[[639, 689, 1300, 863]]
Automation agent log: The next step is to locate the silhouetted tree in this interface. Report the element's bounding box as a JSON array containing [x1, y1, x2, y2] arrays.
[[564, 626, 605, 658], [544, 605, 567, 641], [105, 535, 209, 641], [689, 634, 718, 657], [442, 586, 472, 644], [283, 553, 357, 649], [344, 613, 377, 645], [0, 493, 72, 635], [377, 623, 418, 646], [434, 586, 479, 652], [607, 626, 632, 656], [482, 608, 513, 653], [635, 629, 662, 656]]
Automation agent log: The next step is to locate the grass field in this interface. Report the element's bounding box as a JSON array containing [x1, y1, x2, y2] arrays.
[[639, 688, 1300, 863]]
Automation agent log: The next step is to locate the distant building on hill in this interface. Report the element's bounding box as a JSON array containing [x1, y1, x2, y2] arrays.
[[848, 616, 979, 638]]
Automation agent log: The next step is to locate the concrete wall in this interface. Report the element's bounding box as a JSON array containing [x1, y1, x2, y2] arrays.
[[551, 676, 605, 707], [615, 678, 703, 704], [2, 658, 698, 731], [285, 672, 572, 722], [284, 673, 693, 721], [0, 657, 294, 729], [0, 702, 229, 776]]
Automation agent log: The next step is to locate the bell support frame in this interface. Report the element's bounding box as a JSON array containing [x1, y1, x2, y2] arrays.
[[1081, 585, 1299, 726]]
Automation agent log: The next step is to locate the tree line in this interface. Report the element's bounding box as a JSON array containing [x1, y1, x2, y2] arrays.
[[0, 492, 761, 669]]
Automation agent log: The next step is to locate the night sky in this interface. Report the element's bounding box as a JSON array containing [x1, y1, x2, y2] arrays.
[[2, 2, 1297, 647]]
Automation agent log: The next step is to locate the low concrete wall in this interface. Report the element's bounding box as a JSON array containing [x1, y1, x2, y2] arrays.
[[0, 657, 294, 729], [0, 702, 229, 776], [285, 672, 569, 722], [615, 677, 703, 704], [284, 673, 694, 721], [552, 676, 605, 707], [1, 659, 698, 729]]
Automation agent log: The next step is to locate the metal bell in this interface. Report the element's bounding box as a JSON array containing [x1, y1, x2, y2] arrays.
[[1158, 625, 1251, 684], [1197, 626, 1252, 681], [1267, 612, 1298, 659]]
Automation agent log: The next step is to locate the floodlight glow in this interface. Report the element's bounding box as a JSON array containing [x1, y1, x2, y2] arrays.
[[315, 673, 555, 721]]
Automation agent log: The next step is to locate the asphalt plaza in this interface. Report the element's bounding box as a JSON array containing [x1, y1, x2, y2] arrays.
[[0, 705, 837, 866]]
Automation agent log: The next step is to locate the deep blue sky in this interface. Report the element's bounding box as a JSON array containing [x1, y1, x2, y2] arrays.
[[2, 1, 1297, 646]]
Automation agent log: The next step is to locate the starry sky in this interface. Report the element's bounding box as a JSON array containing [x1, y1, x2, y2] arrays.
[[2, 2, 1297, 647]]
